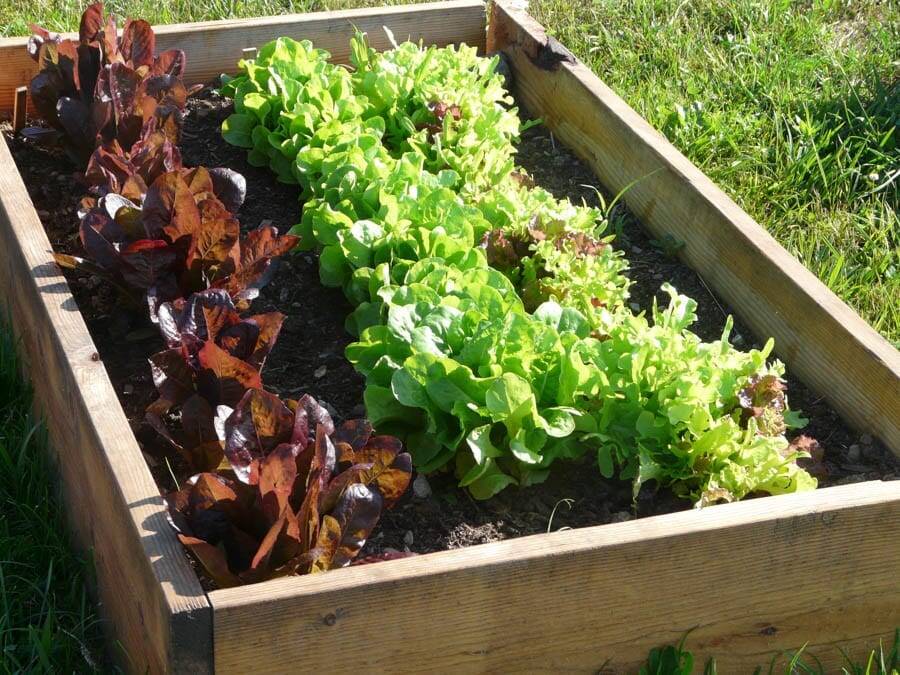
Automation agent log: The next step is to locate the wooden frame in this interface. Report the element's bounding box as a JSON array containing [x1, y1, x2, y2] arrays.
[[0, 1, 896, 671]]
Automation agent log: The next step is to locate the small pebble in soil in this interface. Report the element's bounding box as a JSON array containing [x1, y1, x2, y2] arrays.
[[629, 302, 641, 312], [413, 473, 432, 499], [122, 383, 134, 395], [403, 530, 414, 546], [860, 433, 874, 445], [314, 365, 327, 379], [610, 511, 633, 523], [847, 444, 862, 463]]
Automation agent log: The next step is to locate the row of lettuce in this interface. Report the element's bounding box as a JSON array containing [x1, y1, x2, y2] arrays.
[[25, 3, 412, 586], [220, 34, 822, 504]]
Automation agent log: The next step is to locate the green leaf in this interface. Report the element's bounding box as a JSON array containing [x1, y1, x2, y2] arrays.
[[221, 114, 256, 148], [510, 428, 545, 465], [465, 424, 502, 465], [485, 373, 536, 437], [597, 445, 615, 478], [242, 92, 271, 124], [319, 245, 349, 286], [465, 460, 516, 499], [541, 407, 577, 438]]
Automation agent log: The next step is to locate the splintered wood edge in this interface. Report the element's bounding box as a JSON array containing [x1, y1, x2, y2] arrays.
[[0, 137, 211, 673], [209, 481, 900, 672], [0, 0, 488, 113], [489, 0, 900, 454]]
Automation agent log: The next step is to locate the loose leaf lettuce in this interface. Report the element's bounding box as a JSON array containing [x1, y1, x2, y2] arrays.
[[166, 390, 412, 584], [221, 33, 818, 505]]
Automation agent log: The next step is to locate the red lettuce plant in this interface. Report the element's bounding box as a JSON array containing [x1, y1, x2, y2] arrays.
[[738, 374, 788, 436], [82, 123, 184, 200], [59, 165, 296, 308], [166, 390, 412, 585], [25, 2, 199, 162], [146, 289, 285, 470]]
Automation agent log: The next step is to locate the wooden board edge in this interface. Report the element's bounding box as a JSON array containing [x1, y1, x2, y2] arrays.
[[0, 136, 212, 674], [0, 0, 487, 115], [487, 0, 900, 454], [0, 0, 483, 44], [209, 480, 900, 672], [150, 0, 485, 35]]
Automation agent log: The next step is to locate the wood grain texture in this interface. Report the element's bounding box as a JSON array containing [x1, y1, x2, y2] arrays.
[[0, 136, 211, 674], [211, 481, 900, 672], [12, 86, 26, 132], [0, 0, 487, 114], [490, 1, 900, 454]]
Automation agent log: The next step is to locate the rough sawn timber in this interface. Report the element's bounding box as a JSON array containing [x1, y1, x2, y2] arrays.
[[210, 481, 900, 672]]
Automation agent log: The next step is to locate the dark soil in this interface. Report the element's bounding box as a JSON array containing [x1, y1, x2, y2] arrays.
[[4, 88, 897, 562]]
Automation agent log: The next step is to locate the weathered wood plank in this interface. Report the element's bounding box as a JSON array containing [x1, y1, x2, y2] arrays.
[[489, 1, 900, 454], [0, 136, 211, 673], [12, 86, 26, 132], [210, 481, 900, 672], [0, 0, 487, 114]]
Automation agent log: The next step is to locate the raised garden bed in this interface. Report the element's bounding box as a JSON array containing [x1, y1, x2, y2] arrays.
[[0, 1, 898, 671]]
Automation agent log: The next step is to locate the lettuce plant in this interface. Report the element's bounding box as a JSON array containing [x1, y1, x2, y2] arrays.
[[166, 390, 412, 585], [220, 34, 632, 332], [59, 165, 296, 309], [26, 3, 199, 162], [82, 124, 184, 201], [344, 251, 813, 503], [22, 4, 412, 586]]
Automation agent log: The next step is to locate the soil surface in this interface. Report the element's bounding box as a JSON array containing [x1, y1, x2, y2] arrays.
[[4, 89, 897, 561]]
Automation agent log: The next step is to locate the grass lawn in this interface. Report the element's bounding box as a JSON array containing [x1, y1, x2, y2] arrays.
[[0, 0, 896, 671], [0, 325, 105, 672]]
